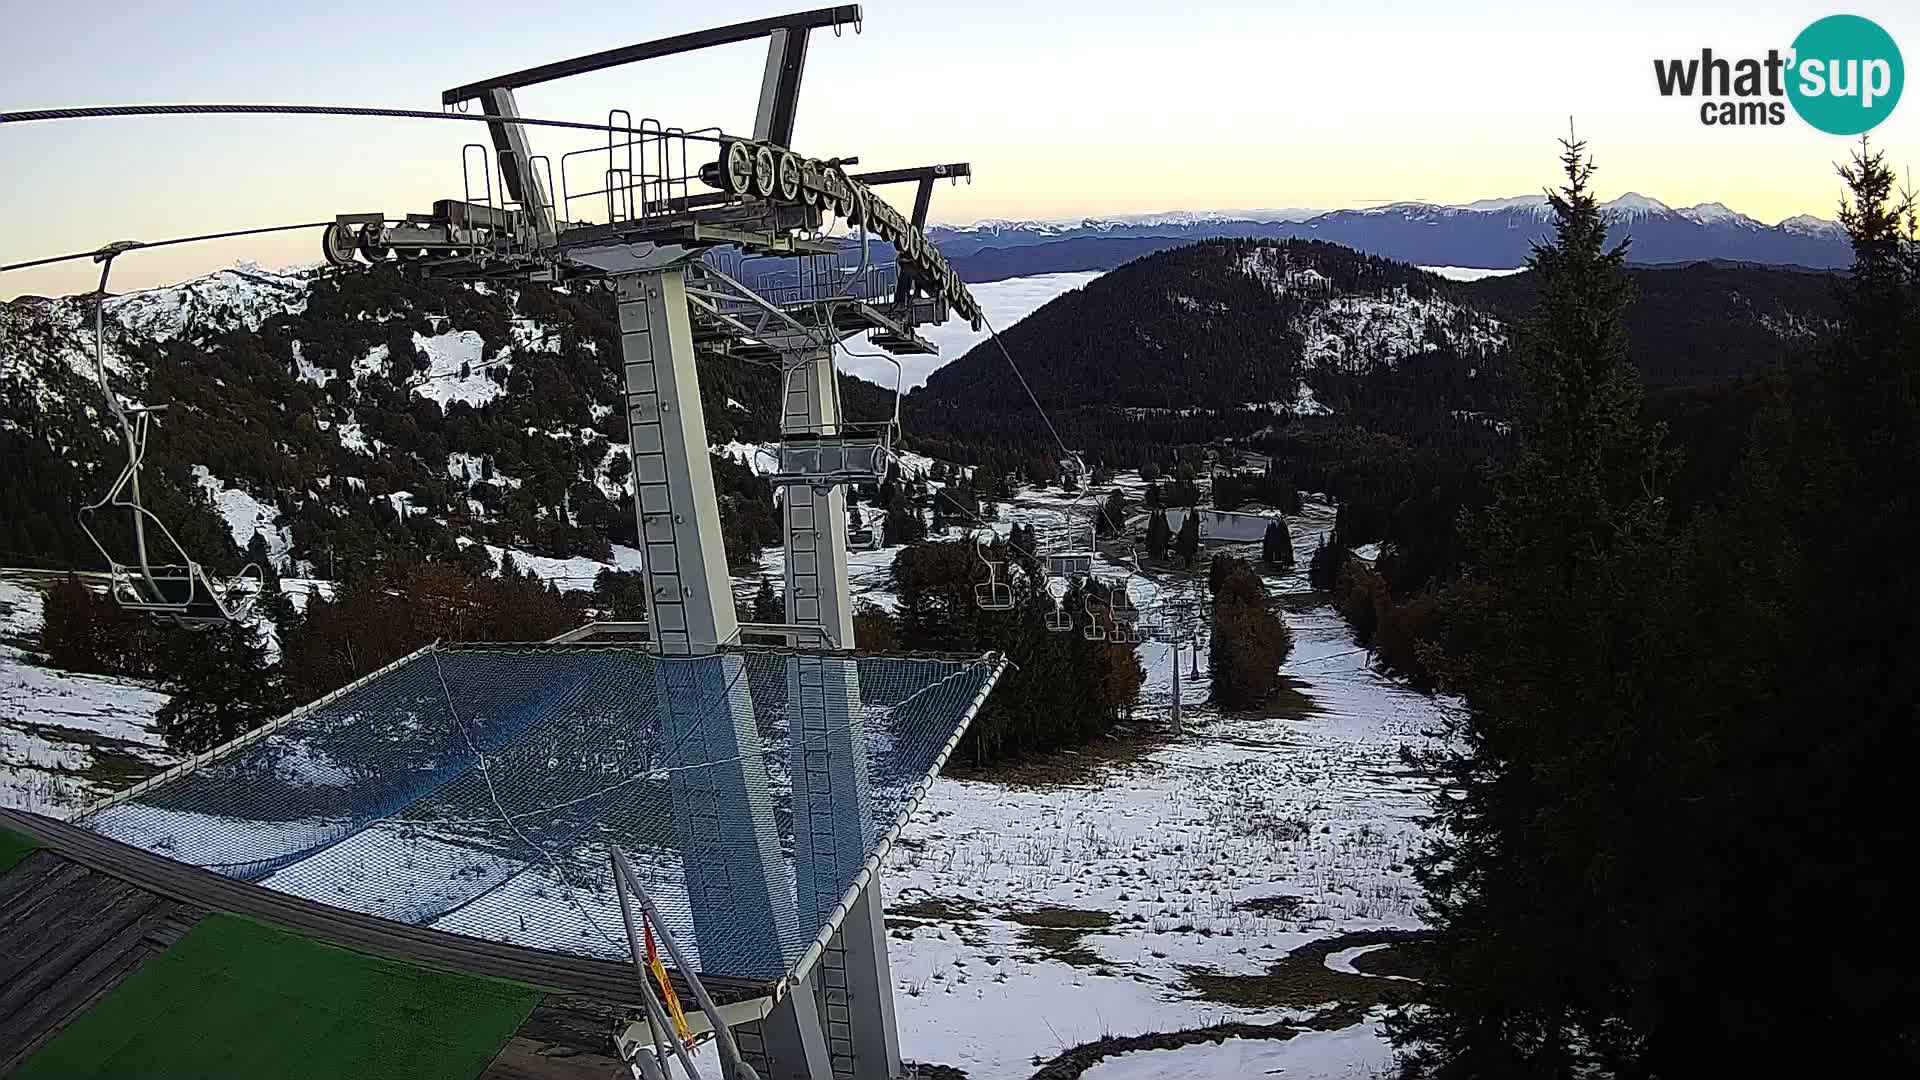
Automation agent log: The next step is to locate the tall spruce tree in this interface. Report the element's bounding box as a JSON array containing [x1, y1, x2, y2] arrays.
[[752, 575, 783, 622], [1392, 138, 1681, 1078], [246, 532, 300, 632]]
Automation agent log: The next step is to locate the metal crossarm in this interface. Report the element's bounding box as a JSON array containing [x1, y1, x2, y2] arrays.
[[440, 8, 862, 105]]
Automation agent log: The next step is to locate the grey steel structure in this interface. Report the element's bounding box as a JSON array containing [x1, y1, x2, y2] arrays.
[[315, 9, 978, 1078]]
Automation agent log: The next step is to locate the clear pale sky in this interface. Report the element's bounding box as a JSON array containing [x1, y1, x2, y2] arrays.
[[2, 0, 1914, 298]]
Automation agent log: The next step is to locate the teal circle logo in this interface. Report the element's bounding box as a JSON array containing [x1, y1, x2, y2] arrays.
[[1787, 15, 1903, 135]]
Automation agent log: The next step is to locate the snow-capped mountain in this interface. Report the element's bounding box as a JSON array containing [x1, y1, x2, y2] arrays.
[[1600, 192, 1672, 223], [1779, 214, 1846, 239], [1676, 202, 1761, 229], [911, 239, 1509, 431], [927, 195, 1851, 283]]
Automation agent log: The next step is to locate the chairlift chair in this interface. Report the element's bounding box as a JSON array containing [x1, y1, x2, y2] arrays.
[[78, 246, 260, 629], [973, 532, 1014, 612], [1047, 518, 1097, 580], [1135, 607, 1165, 643], [1042, 575, 1072, 632], [1081, 592, 1108, 642], [769, 423, 894, 487], [1048, 552, 1094, 578]]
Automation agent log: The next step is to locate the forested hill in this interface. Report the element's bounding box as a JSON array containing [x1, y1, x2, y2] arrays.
[[0, 265, 897, 579], [905, 238, 1507, 464], [1458, 259, 1843, 386], [904, 239, 1842, 465]]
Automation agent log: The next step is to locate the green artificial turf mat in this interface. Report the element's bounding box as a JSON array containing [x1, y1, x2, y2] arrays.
[[0, 824, 41, 875], [13, 913, 540, 1080]]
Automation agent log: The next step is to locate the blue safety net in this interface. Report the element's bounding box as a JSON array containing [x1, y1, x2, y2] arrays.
[[78, 643, 1003, 981]]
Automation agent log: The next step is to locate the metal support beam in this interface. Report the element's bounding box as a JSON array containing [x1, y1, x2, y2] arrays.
[[761, 968, 835, 1080], [892, 178, 939, 307], [657, 652, 798, 981], [754, 27, 810, 147], [1171, 643, 1183, 732], [907, 179, 935, 231], [619, 268, 741, 656], [777, 345, 857, 647], [786, 655, 873, 1074], [480, 89, 556, 247], [833, 877, 901, 1079], [847, 163, 970, 188], [618, 266, 801, 984], [773, 334, 901, 1079], [442, 6, 861, 104]]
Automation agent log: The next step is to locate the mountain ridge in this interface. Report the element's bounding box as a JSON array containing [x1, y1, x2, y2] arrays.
[[931, 196, 1849, 283]]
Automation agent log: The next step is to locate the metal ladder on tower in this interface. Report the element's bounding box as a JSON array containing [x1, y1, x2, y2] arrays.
[[625, 286, 695, 656], [790, 653, 858, 1079]]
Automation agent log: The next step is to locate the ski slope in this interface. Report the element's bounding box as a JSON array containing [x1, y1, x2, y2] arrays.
[[0, 573, 181, 817]]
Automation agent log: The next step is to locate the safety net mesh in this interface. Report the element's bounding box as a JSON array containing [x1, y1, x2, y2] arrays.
[[78, 643, 1003, 981]]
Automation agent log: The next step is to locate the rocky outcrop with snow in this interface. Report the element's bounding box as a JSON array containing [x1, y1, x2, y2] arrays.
[[1237, 247, 1506, 372]]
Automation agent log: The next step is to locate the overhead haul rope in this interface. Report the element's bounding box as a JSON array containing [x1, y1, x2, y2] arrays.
[[0, 101, 736, 277], [869, 317, 1175, 635], [0, 102, 731, 140], [2, 222, 333, 275]]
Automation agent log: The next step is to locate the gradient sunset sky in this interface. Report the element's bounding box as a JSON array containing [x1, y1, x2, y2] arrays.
[[3, 0, 1915, 297]]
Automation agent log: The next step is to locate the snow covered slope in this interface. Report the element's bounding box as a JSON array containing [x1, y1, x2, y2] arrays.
[[0, 573, 180, 817], [1238, 246, 1506, 371]]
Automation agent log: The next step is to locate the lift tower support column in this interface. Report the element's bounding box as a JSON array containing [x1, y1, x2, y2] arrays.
[[773, 330, 901, 1079], [619, 266, 801, 990]]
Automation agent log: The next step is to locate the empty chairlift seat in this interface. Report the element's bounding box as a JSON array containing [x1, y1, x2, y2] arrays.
[[1048, 553, 1094, 579], [108, 562, 251, 627]]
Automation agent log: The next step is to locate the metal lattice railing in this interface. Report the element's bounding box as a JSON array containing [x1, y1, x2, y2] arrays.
[[78, 643, 1003, 982]]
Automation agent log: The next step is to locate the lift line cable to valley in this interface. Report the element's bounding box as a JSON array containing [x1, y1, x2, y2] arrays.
[[1, 221, 334, 275], [975, 313, 1164, 622], [981, 312, 1079, 474], [0, 102, 731, 141]]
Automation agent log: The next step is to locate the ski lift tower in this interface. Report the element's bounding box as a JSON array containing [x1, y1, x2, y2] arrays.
[[311, 9, 985, 1078]]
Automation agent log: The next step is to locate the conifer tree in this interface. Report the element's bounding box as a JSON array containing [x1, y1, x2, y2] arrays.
[[1146, 508, 1171, 560], [247, 532, 299, 631], [752, 575, 783, 622], [157, 621, 288, 753], [1174, 509, 1200, 567], [1393, 137, 1679, 1077]]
